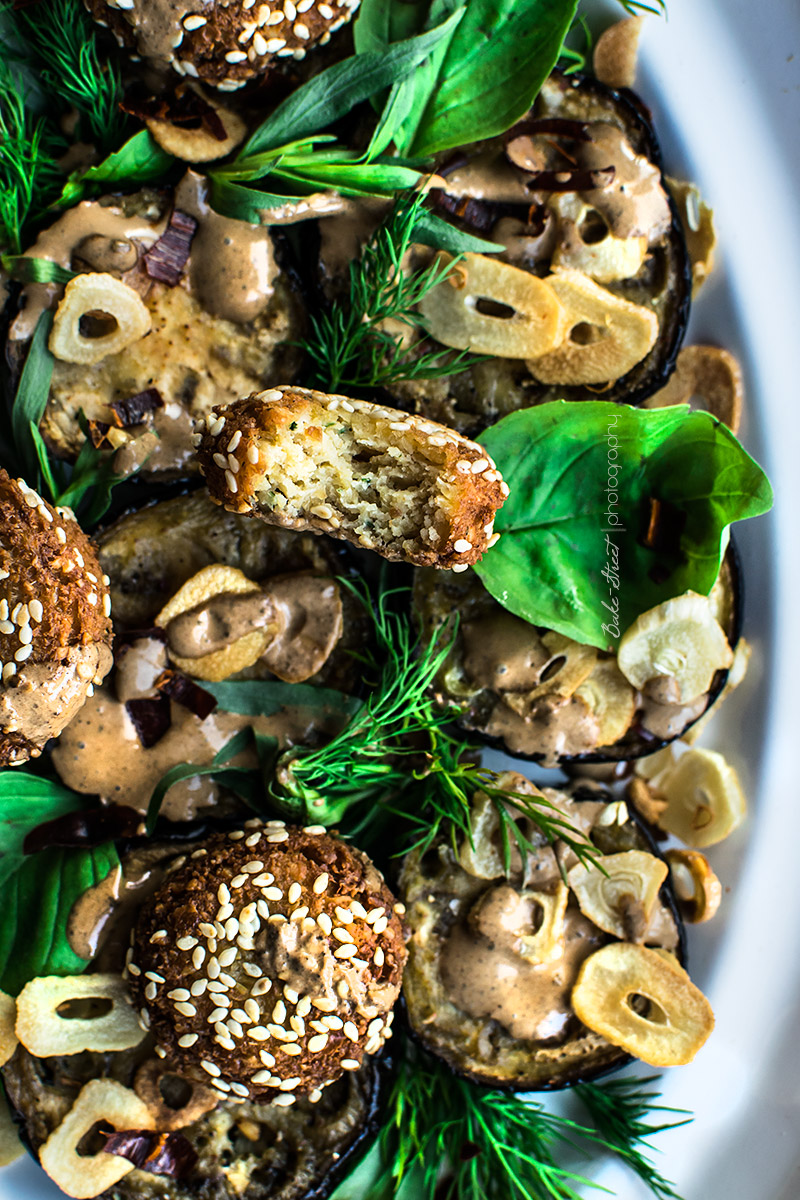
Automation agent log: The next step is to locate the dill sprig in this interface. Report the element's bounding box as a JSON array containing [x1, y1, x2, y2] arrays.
[[300, 190, 479, 393], [365, 1045, 608, 1200], [0, 63, 64, 254], [576, 1076, 690, 1200], [272, 582, 601, 872], [16, 0, 126, 152]]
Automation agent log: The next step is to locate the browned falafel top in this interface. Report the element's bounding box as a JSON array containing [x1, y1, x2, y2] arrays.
[[128, 821, 406, 1105], [0, 471, 113, 766]]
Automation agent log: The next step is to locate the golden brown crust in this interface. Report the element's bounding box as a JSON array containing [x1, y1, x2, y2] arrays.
[[0, 471, 113, 765], [128, 823, 406, 1104], [84, 0, 361, 88], [195, 388, 508, 569]]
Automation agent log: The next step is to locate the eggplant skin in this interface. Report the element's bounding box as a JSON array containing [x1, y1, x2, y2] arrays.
[[412, 547, 741, 766], [399, 789, 684, 1091], [383, 71, 692, 436], [1, 832, 389, 1200]]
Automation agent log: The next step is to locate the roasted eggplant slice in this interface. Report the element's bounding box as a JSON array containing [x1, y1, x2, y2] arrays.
[[412, 548, 740, 765], [381, 71, 690, 436], [7, 179, 304, 478], [399, 779, 685, 1089], [2, 835, 389, 1200]]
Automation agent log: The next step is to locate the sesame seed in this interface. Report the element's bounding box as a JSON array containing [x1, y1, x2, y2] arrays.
[[296, 996, 312, 1018], [453, 539, 472, 554], [218, 948, 237, 967], [225, 470, 238, 493], [311, 997, 337, 1012], [220, 972, 237, 988], [373, 947, 385, 966], [213, 452, 229, 473], [248, 1026, 270, 1040], [201, 1059, 221, 1077], [284, 0, 296, 17], [500, 481, 510, 497], [243, 860, 265, 873], [280, 1043, 302, 1057], [394, 903, 406, 915], [14, 645, 32, 662], [139, 1008, 150, 1028], [344, 1021, 359, 1042], [322, 1014, 343, 1030], [290, 906, 308, 922], [310, 1020, 328, 1034], [168, 988, 190, 1001], [28, 600, 43, 623], [279, 1076, 302, 1091], [127, 962, 141, 977], [272, 1000, 286, 1023], [317, 912, 332, 936], [145, 971, 165, 983], [175, 1002, 197, 1017], [252, 978, 272, 996], [212, 1077, 231, 1091], [207, 958, 221, 979], [319, 2, 333, 14], [56, 527, 67, 544], [199, 923, 216, 938], [259, 1050, 276, 1067], [267, 9, 284, 23], [313, 873, 329, 894], [253, 31, 268, 53], [340, 400, 355, 412], [193, 947, 207, 969], [272, 1093, 295, 1105], [265, 37, 286, 51], [256, 900, 270, 919], [269, 1025, 297, 1041], [225, 49, 248, 62], [487, 532, 501, 548], [242, 962, 261, 978], [264, 886, 283, 901], [208, 1007, 228, 1023], [225, 917, 240, 941], [218, 884, 231, 904], [351, 901, 368, 919], [245, 832, 262, 847], [366, 908, 385, 924], [207, 980, 227, 994], [228, 1019, 244, 1038], [191, 979, 208, 997], [297, 0, 314, 9], [341, 1059, 360, 1071], [333, 927, 354, 943], [145, 982, 157, 1001], [230, 873, 248, 889], [472, 458, 489, 473], [287, 882, 302, 905], [251, 1070, 272, 1084], [290, 1015, 305, 1036], [452, 562, 469, 573], [178, 1033, 199, 1048], [0, 622, 13, 636], [373, 916, 389, 935], [247, 444, 259, 464], [283, 987, 299, 1005], [334, 944, 358, 959], [335, 906, 353, 924], [308, 1033, 329, 1053], [155, 1045, 166, 1059], [266, 830, 289, 843], [227, 430, 242, 452], [227, 453, 240, 474]]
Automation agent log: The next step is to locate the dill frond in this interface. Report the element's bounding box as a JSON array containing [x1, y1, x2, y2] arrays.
[[0, 64, 64, 254], [576, 1076, 690, 1200], [301, 190, 480, 393], [17, 0, 126, 152]]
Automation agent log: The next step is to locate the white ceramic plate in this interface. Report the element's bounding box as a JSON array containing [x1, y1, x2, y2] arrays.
[[3, 2, 798, 1197]]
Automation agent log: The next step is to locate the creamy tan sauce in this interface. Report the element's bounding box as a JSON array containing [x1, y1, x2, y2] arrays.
[[638, 693, 707, 740], [115, 636, 169, 704], [441, 884, 605, 1041], [67, 863, 123, 960], [318, 197, 391, 281], [0, 643, 112, 747], [52, 685, 343, 820], [486, 695, 601, 766], [10, 200, 166, 342], [176, 170, 276, 324], [165, 574, 343, 684], [577, 123, 671, 242], [462, 613, 550, 692], [72, 234, 139, 274]]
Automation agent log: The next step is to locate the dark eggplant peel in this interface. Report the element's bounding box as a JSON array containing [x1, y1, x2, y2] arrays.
[[2, 824, 401, 1199], [399, 776, 714, 1090], [7, 178, 304, 480], [412, 549, 740, 766], [379, 71, 691, 436]]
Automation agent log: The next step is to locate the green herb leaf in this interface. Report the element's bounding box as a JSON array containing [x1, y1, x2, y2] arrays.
[[58, 131, 174, 208], [207, 176, 307, 224], [0, 772, 119, 994], [240, 13, 465, 159], [475, 402, 772, 650], [412, 209, 503, 255], [145, 731, 264, 836], [202, 679, 362, 719], [11, 310, 54, 484], [0, 53, 66, 254], [576, 1075, 690, 1199], [1, 254, 75, 284]]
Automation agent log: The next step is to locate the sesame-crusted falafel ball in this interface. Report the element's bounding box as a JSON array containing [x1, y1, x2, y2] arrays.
[[128, 821, 406, 1105], [0, 471, 113, 766], [84, 0, 362, 90]]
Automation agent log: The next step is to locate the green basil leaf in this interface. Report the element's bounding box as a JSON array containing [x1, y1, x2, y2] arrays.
[[474, 402, 773, 650], [1, 255, 75, 284], [241, 13, 464, 158], [202, 679, 362, 719], [412, 210, 502, 255], [58, 131, 174, 207], [0, 772, 87, 889], [11, 311, 54, 484], [0, 842, 119, 994], [410, 0, 580, 157], [273, 160, 421, 195]]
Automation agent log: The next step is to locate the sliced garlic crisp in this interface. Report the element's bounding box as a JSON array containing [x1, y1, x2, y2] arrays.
[[617, 591, 733, 702], [572, 942, 715, 1066], [518, 883, 569, 964], [458, 791, 506, 880], [655, 747, 746, 847], [15, 974, 146, 1057], [666, 849, 722, 923], [567, 851, 667, 941], [574, 658, 637, 747], [549, 193, 647, 283], [525, 268, 658, 385], [418, 253, 567, 358], [48, 272, 151, 365]]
